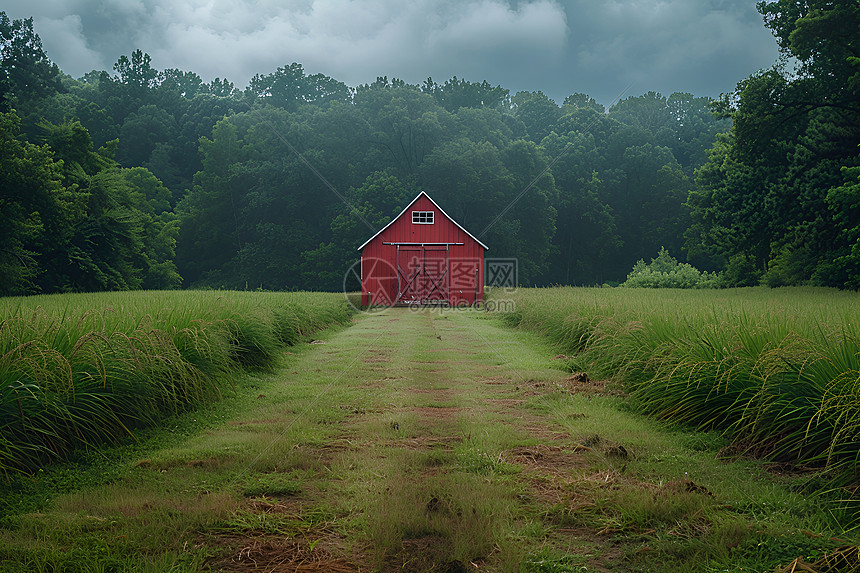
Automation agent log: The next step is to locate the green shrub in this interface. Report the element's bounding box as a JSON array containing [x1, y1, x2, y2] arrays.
[[622, 247, 721, 289]]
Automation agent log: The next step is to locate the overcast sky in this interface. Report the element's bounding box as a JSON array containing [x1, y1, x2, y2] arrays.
[[4, 0, 781, 106]]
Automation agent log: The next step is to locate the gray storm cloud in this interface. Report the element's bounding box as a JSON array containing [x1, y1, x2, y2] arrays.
[[4, 0, 779, 105]]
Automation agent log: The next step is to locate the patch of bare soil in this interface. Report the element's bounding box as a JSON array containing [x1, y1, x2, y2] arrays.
[[413, 406, 461, 420], [504, 444, 597, 512], [553, 529, 627, 573], [207, 533, 360, 572], [519, 424, 572, 441], [227, 418, 285, 426], [484, 398, 525, 407], [337, 404, 377, 417], [513, 378, 559, 395], [507, 444, 593, 475], [245, 497, 305, 516], [407, 388, 453, 396], [577, 434, 631, 460], [380, 436, 463, 450], [278, 442, 357, 472], [561, 372, 625, 396], [476, 375, 512, 385], [382, 535, 473, 573], [362, 350, 392, 363], [506, 372, 623, 398]]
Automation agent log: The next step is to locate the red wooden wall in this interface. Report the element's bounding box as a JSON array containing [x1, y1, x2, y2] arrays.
[[360, 193, 486, 306]]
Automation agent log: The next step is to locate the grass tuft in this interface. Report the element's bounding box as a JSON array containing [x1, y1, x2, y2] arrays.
[[0, 290, 353, 475], [489, 286, 860, 526]]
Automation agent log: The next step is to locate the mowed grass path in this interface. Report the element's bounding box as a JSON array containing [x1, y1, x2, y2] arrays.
[[2, 307, 849, 572]]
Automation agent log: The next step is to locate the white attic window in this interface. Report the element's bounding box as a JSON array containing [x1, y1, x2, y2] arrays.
[[412, 211, 434, 224]]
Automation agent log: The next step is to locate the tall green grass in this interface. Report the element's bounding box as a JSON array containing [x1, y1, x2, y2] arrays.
[[491, 287, 860, 479], [0, 290, 353, 476]]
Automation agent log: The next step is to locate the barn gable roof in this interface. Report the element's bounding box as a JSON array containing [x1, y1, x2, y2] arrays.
[[357, 191, 489, 251]]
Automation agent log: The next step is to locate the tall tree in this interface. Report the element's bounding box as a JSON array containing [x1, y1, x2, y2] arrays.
[[511, 90, 561, 143], [0, 111, 71, 294], [423, 76, 509, 111], [113, 49, 159, 91], [247, 63, 351, 111], [355, 84, 450, 177], [0, 12, 61, 110], [689, 0, 860, 287], [562, 93, 604, 113]]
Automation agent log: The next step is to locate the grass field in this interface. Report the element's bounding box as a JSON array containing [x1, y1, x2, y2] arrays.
[[3, 305, 857, 572], [491, 287, 860, 520], [3, 288, 860, 571], [0, 290, 353, 476]]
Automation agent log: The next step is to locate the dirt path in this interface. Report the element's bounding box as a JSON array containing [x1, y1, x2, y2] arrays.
[[202, 307, 628, 572]]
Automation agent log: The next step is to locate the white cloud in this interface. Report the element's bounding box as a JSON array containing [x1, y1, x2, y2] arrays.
[[29, 14, 105, 76]]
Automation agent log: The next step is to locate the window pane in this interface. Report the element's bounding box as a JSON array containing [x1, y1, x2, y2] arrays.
[[412, 211, 434, 224]]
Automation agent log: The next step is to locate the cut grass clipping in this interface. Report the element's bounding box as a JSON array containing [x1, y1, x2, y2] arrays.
[[0, 290, 353, 476]]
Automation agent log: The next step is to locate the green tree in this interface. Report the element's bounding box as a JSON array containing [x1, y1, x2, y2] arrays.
[[826, 162, 860, 288], [113, 49, 158, 91], [539, 129, 622, 285], [423, 76, 509, 111], [688, 1, 860, 288], [609, 91, 671, 134], [303, 171, 414, 289], [419, 136, 557, 283], [247, 63, 351, 111], [0, 111, 71, 294], [26, 118, 182, 292], [511, 90, 561, 143], [609, 143, 690, 271], [176, 118, 247, 286], [354, 84, 450, 177], [0, 11, 61, 110], [205, 77, 237, 98], [562, 92, 604, 114], [159, 68, 204, 99], [609, 91, 728, 173], [117, 105, 177, 167]]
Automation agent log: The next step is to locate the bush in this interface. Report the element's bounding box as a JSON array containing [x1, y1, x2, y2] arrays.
[[621, 247, 720, 288], [722, 253, 761, 287]]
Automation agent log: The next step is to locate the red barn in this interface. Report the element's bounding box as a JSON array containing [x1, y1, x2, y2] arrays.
[[358, 191, 487, 306]]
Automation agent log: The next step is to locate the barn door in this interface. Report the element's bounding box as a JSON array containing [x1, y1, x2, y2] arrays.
[[395, 245, 450, 303], [421, 246, 449, 302], [395, 246, 423, 303]]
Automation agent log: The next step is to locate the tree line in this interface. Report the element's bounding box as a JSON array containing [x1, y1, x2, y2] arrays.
[[1, 0, 857, 295]]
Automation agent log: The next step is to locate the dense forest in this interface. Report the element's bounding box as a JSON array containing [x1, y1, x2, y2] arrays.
[[1, 0, 858, 295]]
